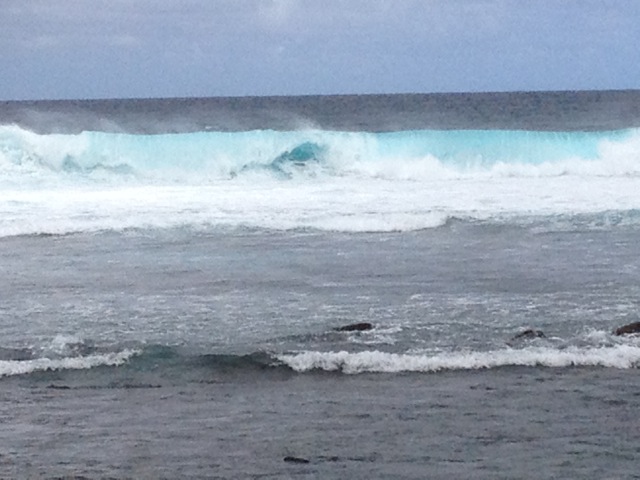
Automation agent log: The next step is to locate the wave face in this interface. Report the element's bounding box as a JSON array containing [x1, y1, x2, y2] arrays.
[[2, 125, 640, 236], [3, 126, 638, 181]]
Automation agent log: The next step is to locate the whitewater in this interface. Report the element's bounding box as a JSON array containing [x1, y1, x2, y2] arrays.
[[1, 92, 640, 479], [2, 124, 640, 237]]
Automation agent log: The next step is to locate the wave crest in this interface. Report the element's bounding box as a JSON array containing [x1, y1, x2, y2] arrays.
[[0, 349, 139, 377], [3, 125, 640, 184], [276, 345, 640, 374], [3, 126, 640, 236]]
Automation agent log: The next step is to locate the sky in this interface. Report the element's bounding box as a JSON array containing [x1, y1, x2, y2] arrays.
[[2, 0, 640, 100]]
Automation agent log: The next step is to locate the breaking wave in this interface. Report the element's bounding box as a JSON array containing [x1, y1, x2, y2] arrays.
[[2, 125, 640, 236], [3, 336, 640, 380], [276, 344, 640, 374], [2, 125, 640, 183], [0, 350, 139, 377]]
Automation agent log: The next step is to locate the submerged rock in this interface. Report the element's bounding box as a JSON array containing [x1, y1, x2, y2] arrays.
[[334, 322, 374, 332], [284, 456, 310, 464], [614, 321, 640, 336]]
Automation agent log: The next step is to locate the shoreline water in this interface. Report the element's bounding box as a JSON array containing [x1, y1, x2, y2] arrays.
[[1, 367, 638, 479]]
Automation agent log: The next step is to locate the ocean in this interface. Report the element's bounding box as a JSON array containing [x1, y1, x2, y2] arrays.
[[1, 91, 640, 479]]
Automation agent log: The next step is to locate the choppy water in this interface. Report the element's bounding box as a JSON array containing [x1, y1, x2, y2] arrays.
[[1, 91, 640, 478]]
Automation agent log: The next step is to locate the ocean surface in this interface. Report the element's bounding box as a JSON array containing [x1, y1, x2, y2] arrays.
[[1, 91, 640, 479]]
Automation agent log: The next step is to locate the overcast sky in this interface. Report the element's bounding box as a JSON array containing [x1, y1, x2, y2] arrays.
[[2, 0, 639, 100]]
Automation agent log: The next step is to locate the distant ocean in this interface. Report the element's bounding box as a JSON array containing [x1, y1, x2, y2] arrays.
[[1, 91, 640, 479]]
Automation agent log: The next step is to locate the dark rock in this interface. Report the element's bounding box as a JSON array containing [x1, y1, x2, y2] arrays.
[[510, 329, 545, 341], [284, 456, 310, 464], [614, 321, 640, 336], [334, 322, 373, 332], [47, 384, 71, 390]]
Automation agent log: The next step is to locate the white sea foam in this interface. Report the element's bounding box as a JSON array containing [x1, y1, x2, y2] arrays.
[[276, 344, 640, 374], [0, 349, 139, 377], [2, 126, 640, 236]]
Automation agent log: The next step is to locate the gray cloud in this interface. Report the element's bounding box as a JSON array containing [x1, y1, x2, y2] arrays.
[[2, 0, 639, 99]]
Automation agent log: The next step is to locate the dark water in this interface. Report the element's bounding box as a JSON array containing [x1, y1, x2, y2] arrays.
[[2, 367, 639, 479], [3, 90, 640, 134], [1, 91, 640, 478]]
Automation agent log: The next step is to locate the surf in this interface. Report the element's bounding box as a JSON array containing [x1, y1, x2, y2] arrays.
[[2, 125, 639, 183], [276, 344, 640, 374], [3, 342, 639, 379], [2, 125, 640, 236]]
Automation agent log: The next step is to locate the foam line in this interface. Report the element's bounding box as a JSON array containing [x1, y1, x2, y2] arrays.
[[276, 345, 640, 374], [0, 350, 139, 377]]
